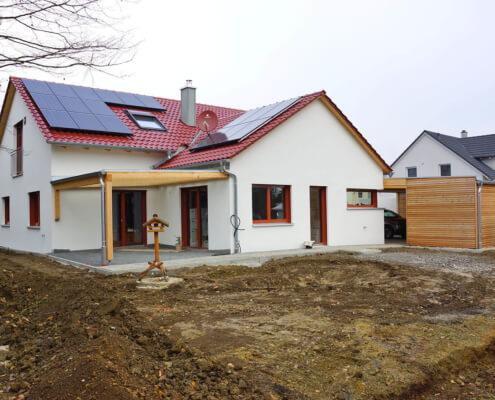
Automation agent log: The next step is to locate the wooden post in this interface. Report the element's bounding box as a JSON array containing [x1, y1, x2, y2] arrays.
[[54, 190, 60, 221], [154, 231, 160, 262], [104, 174, 113, 261]]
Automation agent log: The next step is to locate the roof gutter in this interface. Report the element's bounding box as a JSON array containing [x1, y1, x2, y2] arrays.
[[477, 180, 483, 249], [47, 140, 169, 154], [220, 160, 241, 254]]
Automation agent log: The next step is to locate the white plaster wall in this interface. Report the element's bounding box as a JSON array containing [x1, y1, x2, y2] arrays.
[[51, 145, 164, 177], [52, 189, 101, 250], [392, 134, 481, 179], [230, 99, 385, 253], [0, 91, 53, 253]]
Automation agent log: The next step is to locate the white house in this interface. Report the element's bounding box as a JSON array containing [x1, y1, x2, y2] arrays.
[[390, 130, 495, 180], [0, 77, 391, 264]]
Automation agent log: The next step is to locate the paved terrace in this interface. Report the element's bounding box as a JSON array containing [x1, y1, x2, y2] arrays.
[[47, 244, 405, 275]]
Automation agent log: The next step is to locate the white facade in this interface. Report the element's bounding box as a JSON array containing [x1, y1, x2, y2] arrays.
[[0, 92, 53, 253], [229, 99, 384, 252], [391, 133, 482, 179], [1, 90, 386, 256]]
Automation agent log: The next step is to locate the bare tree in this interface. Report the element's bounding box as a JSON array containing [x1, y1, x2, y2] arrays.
[[0, 0, 137, 73]]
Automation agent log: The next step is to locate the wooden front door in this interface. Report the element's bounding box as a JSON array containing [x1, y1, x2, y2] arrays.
[[310, 186, 327, 245], [112, 190, 147, 247], [181, 187, 208, 249]]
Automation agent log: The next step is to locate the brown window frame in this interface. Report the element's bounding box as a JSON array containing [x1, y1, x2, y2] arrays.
[[14, 121, 23, 177], [2, 196, 9, 225], [347, 189, 378, 208], [252, 184, 291, 224], [29, 191, 40, 227]]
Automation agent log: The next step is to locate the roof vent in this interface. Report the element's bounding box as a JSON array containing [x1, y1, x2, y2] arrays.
[[180, 80, 196, 127], [460, 129, 468, 138]]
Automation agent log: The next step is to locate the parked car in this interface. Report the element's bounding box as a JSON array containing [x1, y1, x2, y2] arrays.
[[384, 209, 406, 239]]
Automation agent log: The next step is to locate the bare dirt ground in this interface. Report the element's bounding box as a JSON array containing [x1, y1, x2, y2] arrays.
[[1, 248, 495, 400]]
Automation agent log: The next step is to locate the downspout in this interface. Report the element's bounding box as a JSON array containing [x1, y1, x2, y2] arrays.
[[477, 180, 483, 249], [99, 172, 107, 265], [220, 161, 241, 253]]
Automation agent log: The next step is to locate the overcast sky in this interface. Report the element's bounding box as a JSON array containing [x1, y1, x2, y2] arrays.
[[2, 0, 495, 164]]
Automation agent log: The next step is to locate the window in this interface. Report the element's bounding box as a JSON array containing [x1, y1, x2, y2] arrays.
[[2, 197, 9, 225], [252, 185, 291, 223], [440, 164, 451, 177], [347, 190, 377, 207], [29, 191, 40, 227], [125, 110, 166, 131], [407, 167, 417, 178], [384, 210, 398, 218], [12, 121, 23, 177]]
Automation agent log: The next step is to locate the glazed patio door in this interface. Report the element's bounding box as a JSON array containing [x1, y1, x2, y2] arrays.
[[112, 191, 147, 247], [181, 187, 208, 249], [310, 186, 327, 245]]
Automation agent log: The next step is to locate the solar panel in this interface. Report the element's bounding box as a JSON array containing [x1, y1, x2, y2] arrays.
[[48, 82, 77, 97], [71, 86, 100, 100], [81, 98, 115, 116], [117, 92, 145, 108], [22, 79, 52, 94], [134, 94, 165, 111], [41, 109, 78, 130], [191, 97, 301, 152], [69, 112, 106, 131], [94, 89, 123, 104], [95, 115, 132, 135], [59, 96, 90, 113], [22, 78, 165, 135], [30, 92, 65, 111]]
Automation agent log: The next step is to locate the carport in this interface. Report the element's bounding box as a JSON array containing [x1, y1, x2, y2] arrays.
[[383, 177, 495, 249]]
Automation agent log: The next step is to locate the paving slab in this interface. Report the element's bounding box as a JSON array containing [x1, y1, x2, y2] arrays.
[[47, 244, 402, 276]]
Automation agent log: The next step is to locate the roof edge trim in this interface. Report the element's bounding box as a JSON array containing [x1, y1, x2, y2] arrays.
[[318, 95, 392, 173], [0, 80, 17, 145]]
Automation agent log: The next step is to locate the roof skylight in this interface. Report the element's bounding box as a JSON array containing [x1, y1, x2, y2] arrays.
[[126, 110, 167, 131]]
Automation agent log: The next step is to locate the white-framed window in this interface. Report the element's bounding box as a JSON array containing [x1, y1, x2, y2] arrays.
[[407, 167, 417, 178]]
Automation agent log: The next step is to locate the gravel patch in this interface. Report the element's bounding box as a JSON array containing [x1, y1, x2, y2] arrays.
[[358, 248, 495, 277]]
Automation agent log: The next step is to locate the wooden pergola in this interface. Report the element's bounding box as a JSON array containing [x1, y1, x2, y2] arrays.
[[52, 170, 228, 263]]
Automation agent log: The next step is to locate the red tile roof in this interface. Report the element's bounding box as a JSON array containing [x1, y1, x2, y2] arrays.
[[10, 77, 391, 172], [159, 91, 323, 168], [10, 77, 243, 152]]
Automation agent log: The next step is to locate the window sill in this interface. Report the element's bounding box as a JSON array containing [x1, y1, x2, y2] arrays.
[[27, 225, 40, 230], [12, 173, 23, 178], [347, 207, 383, 211], [1, 224, 10, 228], [252, 222, 293, 227]]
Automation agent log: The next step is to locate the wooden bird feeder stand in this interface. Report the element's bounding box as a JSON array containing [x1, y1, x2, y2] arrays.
[[138, 214, 170, 281]]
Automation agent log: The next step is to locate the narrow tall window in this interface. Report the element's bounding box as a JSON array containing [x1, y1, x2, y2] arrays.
[[347, 190, 377, 207], [252, 185, 291, 223], [407, 167, 417, 178], [29, 191, 40, 227], [440, 164, 451, 177], [2, 197, 9, 225], [14, 121, 23, 177]]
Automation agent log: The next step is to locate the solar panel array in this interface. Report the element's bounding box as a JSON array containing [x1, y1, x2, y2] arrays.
[[191, 96, 302, 152], [22, 79, 166, 136]]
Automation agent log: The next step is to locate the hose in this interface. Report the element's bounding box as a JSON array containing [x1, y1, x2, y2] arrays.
[[230, 214, 243, 253]]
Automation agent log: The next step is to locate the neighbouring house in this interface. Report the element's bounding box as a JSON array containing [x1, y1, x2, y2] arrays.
[[390, 130, 495, 180], [0, 77, 391, 264], [383, 130, 495, 248]]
